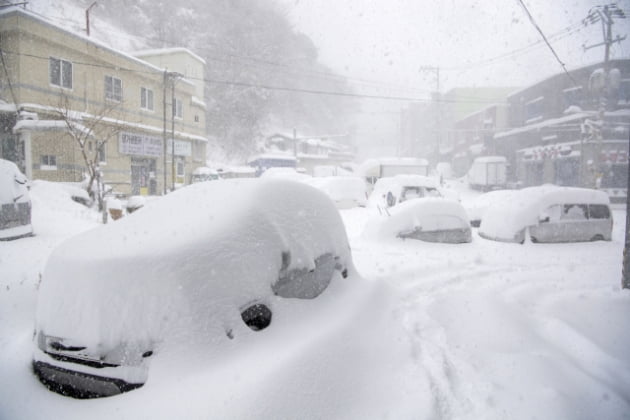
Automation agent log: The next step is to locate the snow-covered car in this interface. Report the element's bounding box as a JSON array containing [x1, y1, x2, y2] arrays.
[[465, 189, 516, 227], [305, 176, 368, 209], [0, 159, 33, 240], [367, 174, 442, 210], [363, 197, 472, 243], [32, 179, 353, 398], [190, 166, 219, 183], [478, 185, 613, 244]]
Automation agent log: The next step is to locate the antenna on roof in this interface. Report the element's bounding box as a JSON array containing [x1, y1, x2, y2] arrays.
[[85, 1, 98, 37]]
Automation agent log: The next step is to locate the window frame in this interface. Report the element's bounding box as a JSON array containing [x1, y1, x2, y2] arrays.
[[49, 57, 73, 90], [104, 75, 123, 102], [140, 87, 154, 111], [172, 98, 183, 119], [40, 155, 57, 171]]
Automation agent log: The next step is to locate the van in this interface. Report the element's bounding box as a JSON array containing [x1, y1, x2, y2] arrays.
[[478, 185, 612, 244]]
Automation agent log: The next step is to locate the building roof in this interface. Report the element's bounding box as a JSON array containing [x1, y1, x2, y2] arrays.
[[0, 7, 202, 80], [507, 58, 630, 99], [133, 48, 207, 65]]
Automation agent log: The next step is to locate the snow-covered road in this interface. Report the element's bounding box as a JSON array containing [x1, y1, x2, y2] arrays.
[[1, 181, 629, 419]]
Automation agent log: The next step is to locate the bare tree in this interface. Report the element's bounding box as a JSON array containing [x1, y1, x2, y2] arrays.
[[52, 94, 121, 210]]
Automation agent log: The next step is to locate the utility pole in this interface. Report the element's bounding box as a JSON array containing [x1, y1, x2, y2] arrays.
[[583, 4, 630, 289], [162, 70, 167, 195]]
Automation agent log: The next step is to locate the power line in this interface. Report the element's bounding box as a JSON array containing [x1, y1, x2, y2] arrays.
[[443, 22, 584, 71], [2, 49, 508, 105], [516, 0, 578, 86], [24, 7, 433, 97]]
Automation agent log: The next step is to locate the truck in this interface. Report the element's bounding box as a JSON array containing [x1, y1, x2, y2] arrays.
[[467, 156, 507, 191], [360, 157, 429, 187]]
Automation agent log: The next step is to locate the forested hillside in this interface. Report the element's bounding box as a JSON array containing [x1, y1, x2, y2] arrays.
[[28, 0, 357, 159]]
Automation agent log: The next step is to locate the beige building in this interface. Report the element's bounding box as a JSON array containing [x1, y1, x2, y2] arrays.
[[0, 7, 207, 196]]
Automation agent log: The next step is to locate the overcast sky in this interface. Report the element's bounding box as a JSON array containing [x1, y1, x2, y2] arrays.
[[276, 0, 629, 156], [279, 0, 629, 96]]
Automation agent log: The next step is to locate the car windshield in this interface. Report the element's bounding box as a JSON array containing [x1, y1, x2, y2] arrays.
[[0, 1, 628, 419]]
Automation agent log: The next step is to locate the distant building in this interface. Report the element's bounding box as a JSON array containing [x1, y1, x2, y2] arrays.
[[0, 7, 208, 195], [401, 87, 516, 164], [493, 59, 630, 201], [259, 133, 355, 175]]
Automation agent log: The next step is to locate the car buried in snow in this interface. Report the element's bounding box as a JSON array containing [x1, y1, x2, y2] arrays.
[[363, 197, 472, 244], [32, 178, 353, 398], [0, 158, 33, 240], [367, 174, 443, 210], [478, 185, 613, 244]]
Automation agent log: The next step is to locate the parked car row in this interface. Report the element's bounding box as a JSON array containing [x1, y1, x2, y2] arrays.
[[19, 166, 614, 399]]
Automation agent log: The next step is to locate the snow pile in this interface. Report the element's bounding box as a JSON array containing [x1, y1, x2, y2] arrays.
[[1, 177, 629, 420], [465, 189, 517, 225], [479, 185, 610, 241], [363, 197, 470, 240]]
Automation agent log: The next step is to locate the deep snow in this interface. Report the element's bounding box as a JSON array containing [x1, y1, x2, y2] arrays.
[[1, 179, 629, 420]]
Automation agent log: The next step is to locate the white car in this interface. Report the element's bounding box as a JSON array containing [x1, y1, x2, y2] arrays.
[[367, 175, 442, 210], [0, 159, 32, 240], [478, 185, 613, 244], [32, 179, 354, 398], [363, 197, 472, 244]]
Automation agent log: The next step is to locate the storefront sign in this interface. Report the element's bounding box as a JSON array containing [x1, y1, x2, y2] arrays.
[[119, 132, 163, 157], [167, 139, 192, 157]]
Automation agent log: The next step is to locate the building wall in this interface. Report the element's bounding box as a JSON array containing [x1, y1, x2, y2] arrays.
[[0, 8, 207, 195]]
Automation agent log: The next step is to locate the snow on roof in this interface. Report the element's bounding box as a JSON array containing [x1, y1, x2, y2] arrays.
[[12, 119, 92, 136], [14, 103, 208, 143], [0, 102, 17, 113], [191, 96, 207, 110], [36, 179, 352, 351], [479, 185, 610, 241], [247, 153, 298, 163], [0, 7, 169, 75], [133, 48, 207, 65], [494, 112, 594, 140]]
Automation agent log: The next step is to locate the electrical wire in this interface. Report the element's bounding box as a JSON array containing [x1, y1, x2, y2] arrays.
[[516, 0, 579, 86], [1, 49, 509, 105]]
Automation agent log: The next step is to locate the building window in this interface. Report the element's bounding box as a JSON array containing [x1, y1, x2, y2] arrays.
[[562, 86, 583, 110], [98, 143, 106, 163], [172, 98, 183, 119], [525, 96, 544, 123], [105, 75, 123, 102], [49, 57, 72, 89], [40, 155, 57, 170], [176, 159, 185, 177], [141, 87, 154, 110]]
